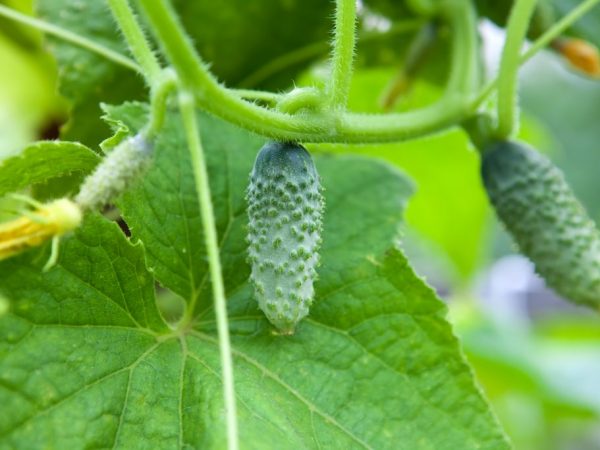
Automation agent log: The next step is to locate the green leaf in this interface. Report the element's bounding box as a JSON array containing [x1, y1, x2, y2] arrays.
[[0, 105, 508, 448], [0, 140, 99, 197]]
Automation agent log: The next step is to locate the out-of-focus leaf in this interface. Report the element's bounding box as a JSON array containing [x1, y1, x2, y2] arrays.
[[521, 54, 600, 223], [0, 30, 62, 158], [477, 0, 600, 47], [456, 312, 600, 450]]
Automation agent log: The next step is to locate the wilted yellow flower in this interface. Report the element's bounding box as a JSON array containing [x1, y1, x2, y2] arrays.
[[553, 37, 600, 78], [0, 198, 82, 267]]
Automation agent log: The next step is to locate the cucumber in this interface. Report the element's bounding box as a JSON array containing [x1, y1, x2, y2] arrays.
[[246, 141, 324, 334], [75, 134, 153, 211], [481, 140, 600, 308]]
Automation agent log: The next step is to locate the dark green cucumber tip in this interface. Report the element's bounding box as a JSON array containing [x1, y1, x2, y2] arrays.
[[252, 141, 316, 179]]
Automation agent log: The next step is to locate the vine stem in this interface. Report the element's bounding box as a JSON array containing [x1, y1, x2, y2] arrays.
[[0, 1, 486, 143], [471, 0, 600, 109], [178, 92, 239, 450], [3, 2, 599, 142], [0, 4, 139, 72], [328, 0, 357, 109], [496, 0, 538, 138], [136, 0, 479, 143], [144, 69, 178, 139], [522, 0, 600, 64], [107, 0, 161, 84]]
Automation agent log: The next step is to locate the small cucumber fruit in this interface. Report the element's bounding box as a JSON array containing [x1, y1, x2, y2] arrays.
[[481, 140, 600, 308], [75, 134, 153, 211], [246, 141, 324, 334]]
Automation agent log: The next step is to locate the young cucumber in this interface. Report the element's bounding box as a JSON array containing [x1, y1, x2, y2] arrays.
[[481, 140, 600, 308], [246, 141, 324, 334]]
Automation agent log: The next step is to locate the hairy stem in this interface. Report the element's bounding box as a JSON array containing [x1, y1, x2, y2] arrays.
[[1, 1, 483, 143], [0, 4, 138, 72], [239, 19, 423, 88], [178, 92, 239, 450], [138, 0, 479, 142], [107, 0, 161, 84], [144, 69, 178, 139], [328, 0, 357, 109], [496, 0, 538, 138], [231, 89, 283, 105]]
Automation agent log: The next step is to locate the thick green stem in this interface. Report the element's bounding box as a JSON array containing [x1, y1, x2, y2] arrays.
[[328, 0, 357, 109], [442, 0, 480, 96], [231, 89, 283, 104], [107, 0, 161, 84], [137, 0, 478, 143], [2, 1, 480, 144], [178, 92, 239, 450], [496, 0, 538, 138]]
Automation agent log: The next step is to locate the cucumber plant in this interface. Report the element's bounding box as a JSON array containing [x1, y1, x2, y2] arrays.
[[0, 0, 599, 449]]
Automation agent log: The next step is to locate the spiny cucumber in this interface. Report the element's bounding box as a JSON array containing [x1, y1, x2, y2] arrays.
[[75, 134, 152, 211], [481, 140, 600, 308], [246, 141, 324, 334]]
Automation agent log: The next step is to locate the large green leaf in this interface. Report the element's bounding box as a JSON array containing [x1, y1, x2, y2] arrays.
[[0, 105, 508, 448]]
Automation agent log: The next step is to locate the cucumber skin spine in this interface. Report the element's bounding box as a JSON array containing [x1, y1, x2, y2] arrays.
[[481, 140, 600, 308], [246, 141, 324, 334]]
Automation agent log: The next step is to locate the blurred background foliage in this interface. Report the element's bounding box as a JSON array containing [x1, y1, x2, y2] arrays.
[[1, 0, 599, 448]]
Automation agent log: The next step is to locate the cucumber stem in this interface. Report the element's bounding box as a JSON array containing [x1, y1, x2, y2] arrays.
[[495, 0, 538, 138], [178, 92, 239, 450], [328, 0, 357, 110], [107, 0, 162, 85]]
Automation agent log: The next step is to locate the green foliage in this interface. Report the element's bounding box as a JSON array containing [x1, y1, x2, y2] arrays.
[[1, 0, 599, 447], [246, 141, 324, 334], [0, 140, 99, 196], [0, 106, 509, 448], [36, 0, 145, 146], [481, 140, 600, 309]]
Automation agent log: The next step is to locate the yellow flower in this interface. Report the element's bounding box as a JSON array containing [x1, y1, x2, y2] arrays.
[[0, 198, 82, 268]]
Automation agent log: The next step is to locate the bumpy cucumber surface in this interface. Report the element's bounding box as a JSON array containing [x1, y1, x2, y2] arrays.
[[481, 140, 600, 308], [246, 141, 324, 334], [75, 134, 152, 211]]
